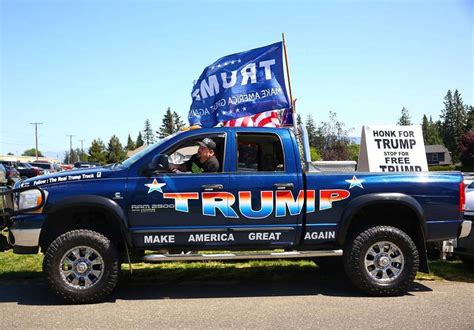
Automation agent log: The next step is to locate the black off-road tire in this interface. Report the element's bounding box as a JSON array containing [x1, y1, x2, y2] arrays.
[[344, 226, 419, 296], [43, 229, 120, 304]]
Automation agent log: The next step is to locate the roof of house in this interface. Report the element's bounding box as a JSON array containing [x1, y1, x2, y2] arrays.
[[425, 145, 449, 153]]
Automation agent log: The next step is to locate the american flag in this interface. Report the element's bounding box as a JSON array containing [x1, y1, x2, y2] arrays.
[[223, 110, 281, 127]]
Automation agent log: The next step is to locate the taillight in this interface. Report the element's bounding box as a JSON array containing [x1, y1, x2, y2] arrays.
[[459, 181, 466, 212]]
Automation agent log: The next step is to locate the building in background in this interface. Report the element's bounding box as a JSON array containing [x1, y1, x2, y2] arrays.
[[425, 145, 452, 166]]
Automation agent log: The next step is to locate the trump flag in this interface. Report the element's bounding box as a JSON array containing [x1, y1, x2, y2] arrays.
[[188, 42, 290, 127]]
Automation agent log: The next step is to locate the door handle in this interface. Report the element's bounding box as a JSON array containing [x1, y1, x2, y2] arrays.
[[202, 184, 224, 191], [274, 183, 294, 190]]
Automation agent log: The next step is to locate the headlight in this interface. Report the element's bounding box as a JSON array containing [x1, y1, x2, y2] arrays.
[[16, 189, 48, 213]]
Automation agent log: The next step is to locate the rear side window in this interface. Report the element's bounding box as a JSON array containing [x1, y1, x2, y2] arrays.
[[236, 133, 284, 172]]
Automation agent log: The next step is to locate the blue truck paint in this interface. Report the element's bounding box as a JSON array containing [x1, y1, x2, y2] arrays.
[[8, 127, 464, 250], [4, 126, 471, 302]]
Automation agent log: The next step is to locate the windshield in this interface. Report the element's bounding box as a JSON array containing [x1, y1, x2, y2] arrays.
[[120, 131, 183, 168]]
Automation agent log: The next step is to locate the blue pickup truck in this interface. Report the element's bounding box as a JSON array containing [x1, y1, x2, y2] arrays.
[[0, 126, 471, 303]]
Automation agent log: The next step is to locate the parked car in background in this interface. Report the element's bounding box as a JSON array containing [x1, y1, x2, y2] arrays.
[[16, 162, 42, 178], [0, 161, 43, 179], [29, 162, 56, 174], [454, 180, 474, 263], [0, 163, 7, 189], [60, 164, 74, 171], [3, 165, 20, 187], [73, 161, 101, 169]]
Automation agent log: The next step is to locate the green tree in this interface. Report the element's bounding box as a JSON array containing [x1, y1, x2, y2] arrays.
[[309, 147, 321, 161], [22, 148, 43, 157], [173, 111, 185, 131], [421, 115, 442, 145], [157, 108, 185, 139], [143, 119, 155, 145], [63, 149, 78, 164], [7, 152, 13, 156], [296, 114, 302, 126], [126, 134, 135, 151], [422, 114, 429, 139], [136, 131, 144, 148], [317, 111, 351, 161], [88, 138, 107, 164], [348, 143, 360, 162], [305, 114, 318, 147], [465, 105, 474, 132], [75, 147, 88, 162], [106, 135, 126, 163], [441, 89, 467, 161], [397, 107, 412, 125], [157, 108, 175, 138]]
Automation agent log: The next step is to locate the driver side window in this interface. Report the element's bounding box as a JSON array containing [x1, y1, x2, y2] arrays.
[[165, 134, 226, 173]]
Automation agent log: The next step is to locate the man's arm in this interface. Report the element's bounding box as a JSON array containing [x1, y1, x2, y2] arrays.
[[169, 155, 196, 172], [169, 163, 187, 172]]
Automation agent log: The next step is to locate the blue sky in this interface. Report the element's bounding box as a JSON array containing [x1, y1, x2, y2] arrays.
[[1, 0, 472, 158]]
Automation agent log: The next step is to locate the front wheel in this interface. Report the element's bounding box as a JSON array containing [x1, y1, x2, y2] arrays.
[[43, 229, 120, 303], [344, 226, 419, 296]]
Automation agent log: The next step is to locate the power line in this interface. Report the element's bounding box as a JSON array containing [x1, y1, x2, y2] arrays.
[[66, 135, 75, 164], [79, 139, 85, 161], [30, 122, 43, 161]]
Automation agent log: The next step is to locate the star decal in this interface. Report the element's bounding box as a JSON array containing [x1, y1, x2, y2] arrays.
[[345, 176, 364, 189], [145, 179, 166, 194]]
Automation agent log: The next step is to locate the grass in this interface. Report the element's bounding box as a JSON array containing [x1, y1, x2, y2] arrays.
[[0, 251, 473, 283]]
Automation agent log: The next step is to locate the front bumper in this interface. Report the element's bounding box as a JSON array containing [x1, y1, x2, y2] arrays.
[[1, 186, 46, 253]]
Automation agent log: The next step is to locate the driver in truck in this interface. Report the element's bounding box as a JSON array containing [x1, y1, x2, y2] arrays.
[[169, 137, 219, 173]]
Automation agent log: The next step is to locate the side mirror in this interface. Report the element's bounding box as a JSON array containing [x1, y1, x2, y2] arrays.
[[146, 154, 169, 175]]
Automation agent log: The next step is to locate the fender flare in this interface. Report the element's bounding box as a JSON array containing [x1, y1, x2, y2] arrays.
[[44, 195, 132, 246], [337, 193, 427, 246]]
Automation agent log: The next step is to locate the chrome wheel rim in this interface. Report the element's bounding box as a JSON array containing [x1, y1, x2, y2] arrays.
[[59, 246, 104, 290], [364, 241, 404, 283]]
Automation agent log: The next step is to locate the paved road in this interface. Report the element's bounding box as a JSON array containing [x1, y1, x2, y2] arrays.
[[1, 275, 473, 328]]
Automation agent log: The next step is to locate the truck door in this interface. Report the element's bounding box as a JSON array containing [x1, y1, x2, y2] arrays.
[[127, 132, 233, 249], [226, 130, 303, 247]]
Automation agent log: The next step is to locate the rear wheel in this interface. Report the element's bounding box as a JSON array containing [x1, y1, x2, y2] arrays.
[[344, 226, 419, 296], [43, 229, 120, 303]]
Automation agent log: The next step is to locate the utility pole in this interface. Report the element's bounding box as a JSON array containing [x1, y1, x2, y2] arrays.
[[79, 139, 85, 161], [30, 122, 43, 161], [66, 135, 75, 164]]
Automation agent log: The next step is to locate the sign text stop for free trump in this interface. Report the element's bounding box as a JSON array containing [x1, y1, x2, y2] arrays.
[[358, 125, 428, 172]]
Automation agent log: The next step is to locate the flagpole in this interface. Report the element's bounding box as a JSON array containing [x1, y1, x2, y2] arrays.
[[282, 33, 298, 131]]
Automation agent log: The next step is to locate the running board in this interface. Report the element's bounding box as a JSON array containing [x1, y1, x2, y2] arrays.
[[142, 250, 343, 262]]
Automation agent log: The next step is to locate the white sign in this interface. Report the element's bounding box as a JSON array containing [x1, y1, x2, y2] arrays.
[[358, 125, 428, 172]]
